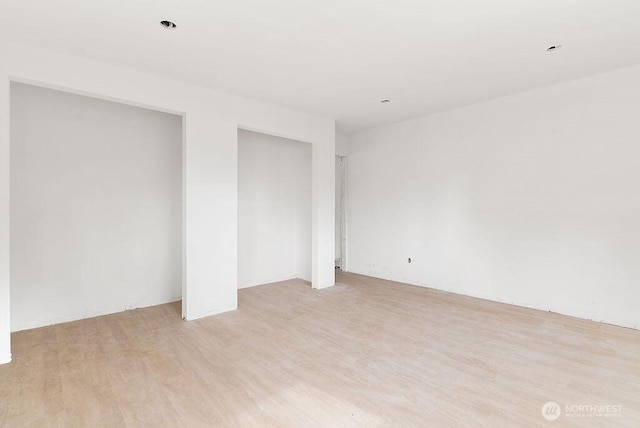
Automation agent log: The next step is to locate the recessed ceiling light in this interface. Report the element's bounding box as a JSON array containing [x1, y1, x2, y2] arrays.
[[546, 45, 562, 52], [381, 99, 390, 103], [160, 20, 177, 29]]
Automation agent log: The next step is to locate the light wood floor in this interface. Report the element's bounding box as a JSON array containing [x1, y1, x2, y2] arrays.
[[1, 271, 639, 427]]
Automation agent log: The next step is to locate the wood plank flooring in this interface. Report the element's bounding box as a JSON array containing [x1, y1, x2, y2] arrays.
[[1, 271, 639, 427]]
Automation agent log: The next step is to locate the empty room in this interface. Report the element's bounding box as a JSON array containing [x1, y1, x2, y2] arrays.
[[1, 0, 639, 426]]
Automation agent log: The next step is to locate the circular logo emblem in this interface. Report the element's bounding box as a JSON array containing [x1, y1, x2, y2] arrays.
[[541, 401, 561, 421]]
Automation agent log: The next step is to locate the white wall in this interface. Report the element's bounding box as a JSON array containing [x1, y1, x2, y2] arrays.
[[335, 131, 348, 156], [0, 69, 9, 363], [238, 129, 311, 288], [0, 40, 335, 364], [10, 83, 182, 331], [347, 64, 640, 330], [335, 156, 345, 267], [295, 147, 313, 283], [335, 131, 348, 270]]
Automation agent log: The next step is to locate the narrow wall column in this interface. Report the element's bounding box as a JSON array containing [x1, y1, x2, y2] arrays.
[[182, 112, 238, 319], [0, 75, 11, 363], [312, 134, 336, 289]]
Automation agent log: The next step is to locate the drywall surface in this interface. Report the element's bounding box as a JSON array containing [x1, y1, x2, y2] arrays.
[[238, 129, 311, 288], [0, 40, 334, 363], [10, 83, 182, 331], [295, 149, 313, 283], [335, 131, 348, 156], [0, 75, 9, 362], [347, 64, 640, 329], [335, 156, 345, 267]]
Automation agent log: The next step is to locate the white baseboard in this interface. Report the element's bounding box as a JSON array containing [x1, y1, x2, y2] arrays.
[[183, 305, 237, 321], [11, 296, 182, 333], [0, 353, 11, 365]]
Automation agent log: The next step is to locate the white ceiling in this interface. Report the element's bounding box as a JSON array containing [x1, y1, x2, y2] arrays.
[[2, 0, 640, 133]]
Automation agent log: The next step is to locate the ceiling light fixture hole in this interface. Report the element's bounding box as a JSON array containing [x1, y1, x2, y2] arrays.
[[160, 20, 177, 29]]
